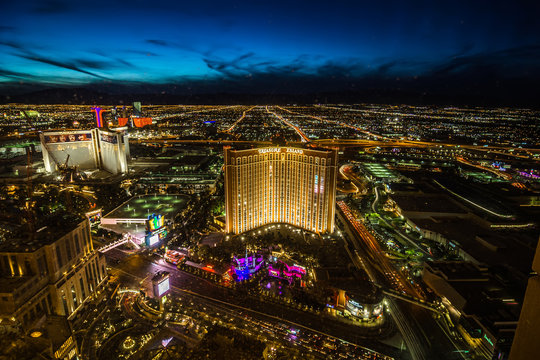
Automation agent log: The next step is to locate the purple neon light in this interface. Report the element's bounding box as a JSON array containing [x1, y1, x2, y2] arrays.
[[519, 171, 540, 179], [268, 261, 306, 279], [92, 107, 103, 128], [231, 254, 264, 281]]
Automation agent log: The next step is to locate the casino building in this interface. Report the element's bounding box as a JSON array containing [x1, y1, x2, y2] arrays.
[[40, 128, 129, 175], [224, 146, 337, 234]]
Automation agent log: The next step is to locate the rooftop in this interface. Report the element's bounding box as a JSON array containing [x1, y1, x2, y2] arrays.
[[315, 266, 381, 303], [415, 217, 535, 277], [425, 261, 525, 337], [392, 194, 468, 214], [104, 194, 189, 220], [425, 261, 488, 281], [0, 214, 84, 253]]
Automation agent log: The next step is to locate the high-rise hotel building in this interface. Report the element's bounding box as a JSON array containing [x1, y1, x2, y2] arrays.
[[225, 146, 338, 234]]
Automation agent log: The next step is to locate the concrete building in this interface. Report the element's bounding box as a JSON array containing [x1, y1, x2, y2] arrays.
[[509, 238, 540, 360], [0, 218, 107, 332], [314, 266, 385, 323], [423, 261, 520, 359], [40, 128, 129, 175], [224, 146, 338, 234]]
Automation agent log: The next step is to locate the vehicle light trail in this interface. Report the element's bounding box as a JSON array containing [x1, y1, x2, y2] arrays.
[[223, 105, 257, 133], [266, 106, 310, 142]]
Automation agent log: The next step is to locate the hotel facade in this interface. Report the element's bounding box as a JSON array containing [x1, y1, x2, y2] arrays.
[[224, 146, 338, 234]]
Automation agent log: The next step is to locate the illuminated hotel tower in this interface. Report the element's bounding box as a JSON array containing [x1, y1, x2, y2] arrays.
[[224, 146, 338, 234]]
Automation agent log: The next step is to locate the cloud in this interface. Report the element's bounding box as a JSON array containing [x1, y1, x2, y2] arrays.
[[0, 41, 25, 50], [1, 41, 135, 80], [146, 39, 170, 47], [84, 51, 136, 68], [203, 52, 289, 77], [16, 54, 108, 79], [73, 59, 113, 70], [32, 0, 71, 14], [0, 26, 16, 32], [0, 68, 34, 79], [125, 49, 158, 57], [1, 43, 539, 105], [145, 39, 202, 54], [429, 45, 540, 79], [201, 52, 364, 82]]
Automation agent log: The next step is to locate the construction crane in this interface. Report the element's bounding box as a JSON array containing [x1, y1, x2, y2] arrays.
[[43, 142, 85, 182], [42, 143, 79, 211]]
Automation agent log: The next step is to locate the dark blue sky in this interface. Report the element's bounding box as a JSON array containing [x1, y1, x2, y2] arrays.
[[1, 0, 540, 101]]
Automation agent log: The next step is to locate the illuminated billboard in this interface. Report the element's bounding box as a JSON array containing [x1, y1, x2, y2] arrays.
[[133, 117, 152, 128], [146, 214, 164, 232], [145, 214, 167, 246], [147, 233, 159, 246], [133, 102, 142, 116], [145, 228, 167, 247], [92, 107, 104, 128], [158, 278, 169, 296], [100, 132, 118, 144], [86, 209, 102, 227], [45, 133, 92, 143], [152, 271, 170, 298]]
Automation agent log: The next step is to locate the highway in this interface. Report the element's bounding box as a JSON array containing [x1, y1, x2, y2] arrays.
[[222, 105, 257, 133], [266, 106, 311, 142], [338, 201, 417, 297], [116, 285, 393, 360], [131, 136, 539, 159], [276, 105, 387, 140], [337, 201, 470, 360]]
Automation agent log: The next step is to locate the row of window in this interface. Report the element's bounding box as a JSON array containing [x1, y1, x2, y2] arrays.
[[232, 167, 330, 233], [60, 255, 105, 316], [22, 292, 53, 326], [232, 153, 331, 166], [55, 226, 92, 271]]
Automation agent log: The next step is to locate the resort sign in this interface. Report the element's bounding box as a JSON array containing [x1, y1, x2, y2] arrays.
[[257, 147, 304, 155]]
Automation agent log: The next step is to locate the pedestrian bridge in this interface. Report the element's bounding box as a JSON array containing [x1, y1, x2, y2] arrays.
[[98, 234, 140, 253]]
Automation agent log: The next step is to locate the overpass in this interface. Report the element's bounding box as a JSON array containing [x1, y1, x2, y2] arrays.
[[130, 136, 540, 158]]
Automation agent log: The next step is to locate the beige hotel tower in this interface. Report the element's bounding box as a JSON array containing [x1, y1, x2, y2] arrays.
[[224, 146, 338, 234]]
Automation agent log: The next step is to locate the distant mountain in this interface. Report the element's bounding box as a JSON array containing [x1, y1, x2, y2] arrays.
[[0, 86, 537, 108], [1, 88, 112, 105]]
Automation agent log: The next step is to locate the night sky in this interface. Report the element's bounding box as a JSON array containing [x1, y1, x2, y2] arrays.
[[1, 0, 540, 103]]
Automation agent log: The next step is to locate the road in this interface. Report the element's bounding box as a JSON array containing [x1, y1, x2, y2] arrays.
[[371, 185, 429, 257], [337, 201, 470, 360], [223, 105, 257, 133], [117, 286, 393, 360], [266, 106, 311, 142], [276, 105, 387, 140], [128, 135, 540, 163], [105, 248, 402, 358]]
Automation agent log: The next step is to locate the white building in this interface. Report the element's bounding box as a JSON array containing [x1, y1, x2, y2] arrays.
[[40, 128, 129, 175]]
